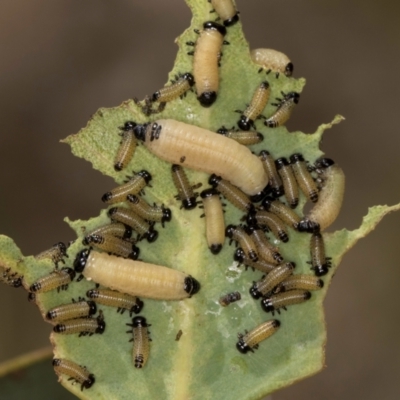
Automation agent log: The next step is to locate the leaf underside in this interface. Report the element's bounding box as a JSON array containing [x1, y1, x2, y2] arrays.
[[1, 1, 399, 399]]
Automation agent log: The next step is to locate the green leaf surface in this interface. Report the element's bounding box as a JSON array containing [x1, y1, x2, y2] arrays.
[[1, 1, 399, 399]]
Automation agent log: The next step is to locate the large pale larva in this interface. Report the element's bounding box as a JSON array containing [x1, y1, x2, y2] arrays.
[[251, 48, 293, 77], [188, 21, 227, 107], [52, 358, 95, 391], [132, 119, 268, 196], [209, 0, 239, 27], [236, 319, 280, 354], [298, 158, 345, 233], [74, 250, 201, 300]]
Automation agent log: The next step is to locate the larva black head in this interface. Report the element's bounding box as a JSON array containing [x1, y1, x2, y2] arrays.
[[138, 170, 152, 183], [184, 276, 201, 296], [297, 219, 320, 233], [28, 292, 36, 302], [10, 276, 22, 288], [82, 374, 95, 390], [121, 121, 136, 131], [285, 91, 300, 104], [216, 127, 229, 135], [146, 228, 158, 243], [233, 247, 245, 263], [203, 21, 227, 36], [313, 265, 330, 277], [151, 91, 161, 102], [132, 123, 148, 141], [279, 231, 289, 243], [86, 289, 98, 299], [315, 157, 335, 169], [200, 188, 219, 198], [225, 224, 236, 238], [210, 243, 222, 255], [96, 313, 106, 334], [249, 190, 265, 203], [101, 192, 113, 203], [162, 208, 172, 223], [260, 297, 274, 313], [208, 174, 222, 187], [108, 207, 118, 217], [114, 162, 124, 172], [73, 249, 90, 273], [182, 72, 195, 87], [223, 13, 239, 27], [236, 339, 251, 354], [249, 282, 262, 299], [237, 115, 252, 131], [275, 157, 289, 170], [285, 62, 294, 77], [53, 324, 66, 333], [303, 291, 312, 300], [132, 316, 148, 328], [261, 196, 275, 210], [87, 301, 97, 316], [246, 211, 258, 227], [316, 278, 324, 288], [182, 197, 198, 210], [127, 194, 140, 204], [46, 310, 57, 320], [259, 149, 271, 159], [64, 267, 76, 282], [198, 91, 217, 107], [260, 81, 270, 90], [123, 225, 133, 239], [55, 242, 67, 255], [129, 245, 140, 260], [289, 153, 304, 164], [131, 298, 144, 315]]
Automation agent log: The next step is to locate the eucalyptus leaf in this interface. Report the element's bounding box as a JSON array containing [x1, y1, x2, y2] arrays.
[[1, 1, 399, 399]]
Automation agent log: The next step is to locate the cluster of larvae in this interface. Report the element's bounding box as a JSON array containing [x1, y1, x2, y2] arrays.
[[0, 0, 345, 392]]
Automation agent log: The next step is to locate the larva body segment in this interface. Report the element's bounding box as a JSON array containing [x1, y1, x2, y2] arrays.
[[52, 358, 95, 391], [246, 226, 283, 265], [192, 21, 226, 106], [200, 188, 225, 254], [82, 223, 132, 245], [74, 250, 200, 300], [171, 164, 199, 210], [210, 0, 239, 27], [259, 150, 284, 198], [309, 232, 331, 277], [133, 119, 268, 196], [299, 159, 345, 232], [251, 48, 293, 77], [53, 312, 105, 336], [261, 197, 301, 230], [278, 274, 324, 292], [275, 157, 299, 208], [247, 210, 289, 243], [217, 127, 263, 146], [234, 248, 278, 274], [264, 92, 300, 128], [84, 234, 140, 260], [236, 319, 280, 354], [29, 268, 75, 293], [126, 194, 171, 226], [226, 225, 258, 261], [261, 290, 311, 315], [151, 72, 194, 103]]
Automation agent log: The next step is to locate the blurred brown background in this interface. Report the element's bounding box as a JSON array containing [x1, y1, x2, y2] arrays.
[[0, 0, 400, 399]]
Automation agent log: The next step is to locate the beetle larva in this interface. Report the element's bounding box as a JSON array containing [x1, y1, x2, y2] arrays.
[[309, 231, 331, 277], [46, 299, 97, 323], [219, 291, 241, 307], [0, 266, 23, 288], [188, 21, 227, 106], [53, 311, 106, 336], [289, 153, 319, 203], [261, 290, 311, 315], [259, 150, 284, 198], [29, 268, 75, 293], [249, 262, 295, 299], [200, 188, 225, 254], [275, 157, 299, 209], [126, 316, 151, 369], [277, 274, 324, 292], [251, 48, 293, 77], [84, 234, 140, 260], [298, 158, 345, 232], [236, 319, 280, 354], [264, 92, 300, 128], [132, 119, 268, 196], [52, 358, 95, 391], [209, 174, 254, 213], [126, 194, 171, 227], [226, 225, 258, 261], [236, 81, 270, 131], [114, 121, 137, 171], [86, 288, 144, 316], [35, 242, 68, 268], [217, 127, 263, 146], [171, 164, 201, 210], [247, 211, 289, 243], [82, 223, 132, 245], [209, 0, 239, 26], [101, 170, 152, 204], [234, 248, 278, 274], [261, 197, 301, 230], [74, 250, 201, 300]]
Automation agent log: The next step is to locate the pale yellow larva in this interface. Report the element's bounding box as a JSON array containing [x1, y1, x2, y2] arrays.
[[190, 21, 227, 107], [210, 0, 239, 27], [52, 358, 95, 391], [126, 316, 151, 369], [133, 119, 268, 196], [251, 48, 293, 77], [298, 158, 345, 232], [74, 250, 200, 300]]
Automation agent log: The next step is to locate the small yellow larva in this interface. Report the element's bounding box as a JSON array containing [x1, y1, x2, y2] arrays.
[[264, 92, 300, 128], [35, 242, 68, 268], [52, 358, 95, 391], [126, 316, 151, 369], [114, 122, 137, 171], [251, 48, 293, 77], [261, 290, 311, 315], [46, 299, 97, 323], [29, 268, 75, 293]]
